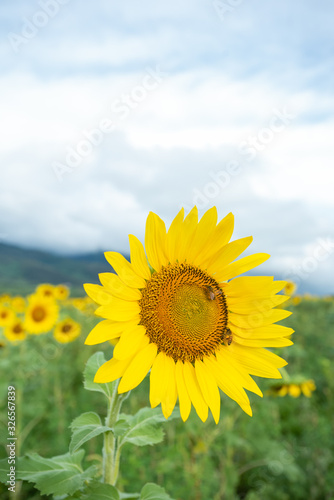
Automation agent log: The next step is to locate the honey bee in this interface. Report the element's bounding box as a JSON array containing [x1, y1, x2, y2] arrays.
[[223, 328, 233, 346], [205, 286, 223, 300]]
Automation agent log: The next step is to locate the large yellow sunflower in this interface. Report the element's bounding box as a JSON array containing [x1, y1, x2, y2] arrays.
[[24, 295, 59, 334], [84, 207, 293, 423]]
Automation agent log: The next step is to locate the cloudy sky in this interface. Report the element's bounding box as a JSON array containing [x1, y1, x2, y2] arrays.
[[0, 0, 333, 294]]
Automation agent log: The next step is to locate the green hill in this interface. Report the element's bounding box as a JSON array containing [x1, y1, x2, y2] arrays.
[[0, 243, 122, 296]]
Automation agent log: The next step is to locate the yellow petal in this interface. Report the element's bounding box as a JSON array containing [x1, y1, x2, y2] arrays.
[[85, 319, 137, 345], [150, 352, 170, 408], [225, 276, 274, 296], [197, 212, 234, 266], [145, 212, 168, 272], [175, 361, 191, 422], [183, 361, 208, 422], [113, 325, 148, 360], [118, 342, 157, 393], [195, 359, 221, 424], [99, 273, 142, 301], [177, 207, 198, 263], [230, 324, 294, 339], [216, 253, 270, 281], [129, 234, 151, 280], [94, 356, 134, 383], [83, 283, 113, 305], [206, 236, 253, 275], [229, 309, 292, 329], [95, 299, 140, 322], [227, 343, 286, 377], [186, 207, 218, 263], [214, 347, 263, 397], [204, 354, 252, 416], [105, 252, 146, 289], [166, 208, 185, 264], [227, 294, 289, 315], [233, 334, 293, 347], [161, 357, 177, 419]]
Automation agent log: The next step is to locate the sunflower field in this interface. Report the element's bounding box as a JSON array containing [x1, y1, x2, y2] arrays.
[[0, 282, 334, 499]]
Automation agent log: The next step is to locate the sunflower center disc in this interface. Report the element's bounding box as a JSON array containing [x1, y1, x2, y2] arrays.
[[62, 324, 72, 333], [139, 263, 228, 363], [13, 323, 23, 334], [32, 306, 46, 322]]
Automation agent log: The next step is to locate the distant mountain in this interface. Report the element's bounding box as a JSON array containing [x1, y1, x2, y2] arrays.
[[0, 242, 329, 297], [0, 243, 123, 296]]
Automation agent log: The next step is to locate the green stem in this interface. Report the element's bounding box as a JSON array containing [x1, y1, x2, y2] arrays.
[[102, 382, 124, 486]]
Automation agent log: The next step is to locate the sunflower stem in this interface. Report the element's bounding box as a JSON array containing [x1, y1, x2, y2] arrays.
[[102, 381, 124, 486]]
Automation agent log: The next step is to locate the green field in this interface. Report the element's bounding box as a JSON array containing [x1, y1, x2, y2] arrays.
[[1, 294, 333, 499]]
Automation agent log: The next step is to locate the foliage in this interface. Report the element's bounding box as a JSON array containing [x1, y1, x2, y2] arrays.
[[0, 296, 334, 499]]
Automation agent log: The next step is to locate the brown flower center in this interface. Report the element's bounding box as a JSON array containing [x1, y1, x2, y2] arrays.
[[32, 306, 46, 322], [139, 263, 228, 363], [61, 324, 72, 333]]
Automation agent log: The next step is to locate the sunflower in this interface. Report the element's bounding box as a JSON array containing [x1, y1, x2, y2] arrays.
[[55, 284, 70, 301], [11, 296, 27, 313], [0, 305, 16, 327], [4, 318, 27, 342], [274, 379, 316, 398], [36, 283, 56, 299], [24, 295, 59, 334], [54, 318, 81, 343], [283, 280, 297, 296], [84, 207, 293, 423]]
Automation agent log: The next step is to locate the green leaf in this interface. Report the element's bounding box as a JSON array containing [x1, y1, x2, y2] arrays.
[[140, 482, 174, 500], [112, 418, 131, 438], [119, 492, 140, 499], [83, 352, 117, 398], [0, 457, 12, 484], [16, 450, 96, 496], [69, 412, 113, 454], [120, 407, 179, 448], [81, 480, 119, 500]]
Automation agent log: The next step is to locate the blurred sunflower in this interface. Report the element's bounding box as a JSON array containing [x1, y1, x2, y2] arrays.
[[55, 284, 70, 301], [84, 207, 293, 423], [36, 283, 56, 299], [284, 280, 297, 296], [0, 306, 16, 327], [11, 296, 26, 313], [276, 379, 316, 398], [54, 318, 81, 343], [24, 295, 59, 334], [4, 318, 27, 342]]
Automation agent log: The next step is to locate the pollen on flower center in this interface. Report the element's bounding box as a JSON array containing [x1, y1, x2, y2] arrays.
[[139, 263, 228, 363]]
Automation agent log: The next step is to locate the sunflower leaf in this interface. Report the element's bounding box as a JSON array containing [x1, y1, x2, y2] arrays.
[[140, 482, 175, 500], [15, 450, 96, 496], [69, 412, 113, 454], [80, 480, 120, 500], [119, 407, 179, 448], [83, 352, 117, 398]]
